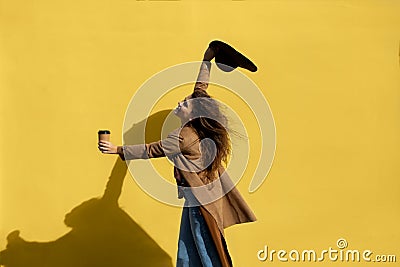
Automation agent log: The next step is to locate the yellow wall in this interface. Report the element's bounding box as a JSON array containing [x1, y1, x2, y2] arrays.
[[1, 0, 399, 266]]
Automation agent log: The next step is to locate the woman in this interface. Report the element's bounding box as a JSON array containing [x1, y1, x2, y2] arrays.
[[99, 42, 257, 267]]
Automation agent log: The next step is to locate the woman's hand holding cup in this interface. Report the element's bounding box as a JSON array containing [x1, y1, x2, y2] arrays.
[[98, 130, 117, 154], [98, 140, 118, 154]]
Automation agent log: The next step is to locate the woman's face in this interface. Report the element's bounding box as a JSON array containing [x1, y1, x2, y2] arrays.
[[174, 94, 194, 122]]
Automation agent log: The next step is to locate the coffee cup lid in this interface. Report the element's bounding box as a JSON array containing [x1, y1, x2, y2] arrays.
[[98, 130, 111, 134]]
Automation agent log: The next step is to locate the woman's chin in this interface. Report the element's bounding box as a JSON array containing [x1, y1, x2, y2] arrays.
[[174, 108, 182, 117]]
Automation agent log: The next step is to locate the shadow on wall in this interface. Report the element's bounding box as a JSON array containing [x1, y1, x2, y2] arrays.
[[0, 110, 176, 267]]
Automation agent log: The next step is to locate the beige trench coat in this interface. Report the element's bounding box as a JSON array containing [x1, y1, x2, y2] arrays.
[[117, 125, 257, 233]]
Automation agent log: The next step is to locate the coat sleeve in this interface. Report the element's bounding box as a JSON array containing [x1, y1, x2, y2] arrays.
[[193, 61, 211, 92], [117, 127, 192, 161]]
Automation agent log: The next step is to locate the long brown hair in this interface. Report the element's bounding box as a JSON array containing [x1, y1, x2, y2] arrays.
[[186, 89, 231, 182]]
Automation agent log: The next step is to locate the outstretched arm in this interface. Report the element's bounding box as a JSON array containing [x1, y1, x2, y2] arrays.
[[98, 127, 186, 161], [99, 140, 166, 161]]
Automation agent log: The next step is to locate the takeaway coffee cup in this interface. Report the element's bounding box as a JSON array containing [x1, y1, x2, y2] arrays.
[[98, 130, 111, 142]]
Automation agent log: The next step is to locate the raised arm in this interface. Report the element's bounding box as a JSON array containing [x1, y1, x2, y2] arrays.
[[193, 46, 216, 92]]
